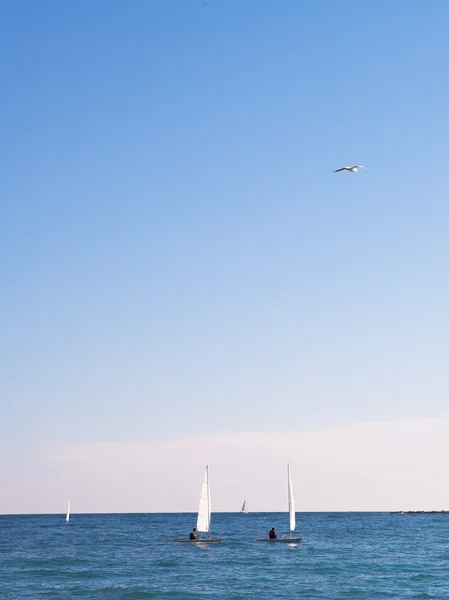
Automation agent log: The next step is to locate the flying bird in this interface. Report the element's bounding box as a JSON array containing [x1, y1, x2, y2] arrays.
[[333, 165, 367, 173]]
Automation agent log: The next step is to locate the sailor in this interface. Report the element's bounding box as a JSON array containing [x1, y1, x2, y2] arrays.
[[190, 527, 198, 540], [269, 527, 277, 539]]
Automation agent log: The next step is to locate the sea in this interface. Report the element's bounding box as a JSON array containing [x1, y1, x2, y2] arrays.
[[1, 512, 449, 599]]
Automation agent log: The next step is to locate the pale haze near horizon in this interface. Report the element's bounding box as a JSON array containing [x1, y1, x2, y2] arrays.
[[3, 419, 449, 514], [1, 1, 449, 514]]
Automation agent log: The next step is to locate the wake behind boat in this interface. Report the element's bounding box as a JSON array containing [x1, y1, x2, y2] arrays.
[[173, 466, 222, 543], [257, 463, 302, 543]]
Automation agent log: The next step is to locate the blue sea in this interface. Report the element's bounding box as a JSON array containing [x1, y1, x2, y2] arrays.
[[2, 512, 449, 599]]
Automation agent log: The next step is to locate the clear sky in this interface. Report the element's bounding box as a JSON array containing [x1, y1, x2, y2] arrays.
[[1, 0, 449, 513]]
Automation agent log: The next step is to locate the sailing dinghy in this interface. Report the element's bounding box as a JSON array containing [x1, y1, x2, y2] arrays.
[[257, 463, 302, 543], [173, 466, 222, 543], [65, 501, 70, 523], [240, 500, 248, 514]]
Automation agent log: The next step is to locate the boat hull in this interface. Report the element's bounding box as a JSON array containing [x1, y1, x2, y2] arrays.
[[256, 538, 302, 543], [173, 538, 223, 543]]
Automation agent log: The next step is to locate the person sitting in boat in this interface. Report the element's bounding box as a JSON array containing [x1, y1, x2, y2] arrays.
[[269, 527, 277, 539], [190, 527, 198, 540]]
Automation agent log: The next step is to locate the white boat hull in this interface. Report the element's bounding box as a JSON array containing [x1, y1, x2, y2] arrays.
[[256, 537, 302, 543], [173, 538, 223, 543]]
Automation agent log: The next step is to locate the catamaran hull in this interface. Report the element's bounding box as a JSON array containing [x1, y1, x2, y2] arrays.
[[256, 538, 302, 543], [173, 538, 223, 543]]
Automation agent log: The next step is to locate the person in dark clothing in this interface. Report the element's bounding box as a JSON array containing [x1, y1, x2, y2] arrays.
[[190, 527, 198, 540], [269, 527, 277, 539]]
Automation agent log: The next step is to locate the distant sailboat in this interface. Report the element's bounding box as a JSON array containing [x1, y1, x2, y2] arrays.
[[257, 464, 302, 543], [65, 501, 70, 523], [173, 466, 222, 543], [240, 500, 248, 513]]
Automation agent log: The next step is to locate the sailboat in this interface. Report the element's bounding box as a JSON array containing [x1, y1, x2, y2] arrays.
[[257, 463, 302, 542], [65, 501, 70, 523], [173, 466, 222, 543], [240, 500, 248, 513]]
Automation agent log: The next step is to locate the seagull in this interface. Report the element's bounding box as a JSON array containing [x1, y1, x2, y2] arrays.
[[333, 165, 367, 173]]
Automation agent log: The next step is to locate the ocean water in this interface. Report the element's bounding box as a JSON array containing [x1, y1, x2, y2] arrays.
[[2, 512, 449, 599]]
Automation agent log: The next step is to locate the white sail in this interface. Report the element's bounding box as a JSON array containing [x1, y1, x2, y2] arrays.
[[287, 464, 295, 533], [256, 464, 301, 543], [241, 500, 248, 513], [66, 501, 70, 523], [196, 466, 210, 533]]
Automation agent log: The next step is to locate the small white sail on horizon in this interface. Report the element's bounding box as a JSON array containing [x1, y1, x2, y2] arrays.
[[241, 500, 248, 513], [65, 501, 70, 523]]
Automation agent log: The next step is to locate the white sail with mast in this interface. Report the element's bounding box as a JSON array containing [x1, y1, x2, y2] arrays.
[[288, 463, 295, 534], [256, 463, 302, 542], [173, 465, 222, 542], [241, 500, 248, 513], [66, 501, 70, 523], [196, 466, 211, 534]]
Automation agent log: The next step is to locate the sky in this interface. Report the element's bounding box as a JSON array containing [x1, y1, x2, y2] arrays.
[[1, 0, 449, 513]]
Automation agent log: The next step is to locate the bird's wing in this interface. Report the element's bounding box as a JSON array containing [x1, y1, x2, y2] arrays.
[[353, 165, 366, 169], [333, 168, 347, 172]]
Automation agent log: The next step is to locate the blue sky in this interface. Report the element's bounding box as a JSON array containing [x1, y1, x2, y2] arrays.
[[1, 1, 449, 510]]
